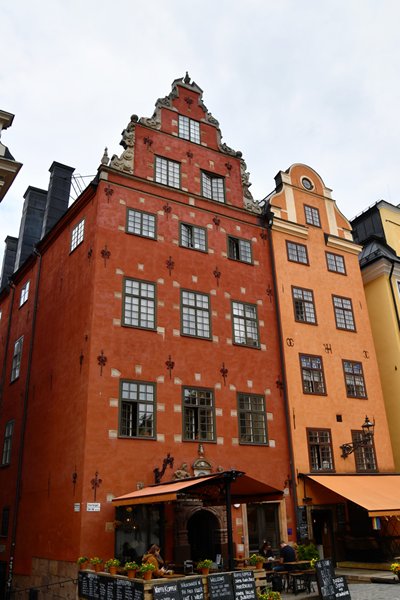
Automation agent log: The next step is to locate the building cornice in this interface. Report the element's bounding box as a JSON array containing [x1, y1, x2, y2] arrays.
[[361, 257, 400, 285], [270, 217, 309, 240], [325, 234, 361, 255]]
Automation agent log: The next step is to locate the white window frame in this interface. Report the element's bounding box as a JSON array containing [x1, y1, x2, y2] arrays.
[[1, 420, 14, 466], [126, 208, 156, 239], [11, 336, 23, 382], [178, 115, 200, 144], [70, 219, 85, 252], [19, 280, 30, 307]]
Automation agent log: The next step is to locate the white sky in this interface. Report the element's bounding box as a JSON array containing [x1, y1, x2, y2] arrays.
[[2, 0, 400, 268]]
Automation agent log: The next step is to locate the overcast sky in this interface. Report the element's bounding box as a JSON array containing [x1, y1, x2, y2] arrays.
[[2, 1, 400, 268]]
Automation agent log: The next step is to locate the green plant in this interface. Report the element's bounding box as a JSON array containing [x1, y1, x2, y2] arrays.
[[248, 554, 264, 565], [197, 559, 213, 569], [105, 558, 121, 569], [310, 557, 318, 569], [296, 543, 319, 561], [77, 556, 89, 565], [90, 557, 102, 565], [391, 562, 400, 574], [124, 561, 139, 571], [258, 591, 281, 600], [139, 563, 156, 573]]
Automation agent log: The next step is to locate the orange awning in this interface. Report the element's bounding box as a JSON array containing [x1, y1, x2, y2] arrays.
[[306, 474, 400, 517], [112, 470, 282, 506]]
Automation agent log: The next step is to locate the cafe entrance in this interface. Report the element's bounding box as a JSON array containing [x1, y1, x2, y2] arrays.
[[187, 509, 221, 560]]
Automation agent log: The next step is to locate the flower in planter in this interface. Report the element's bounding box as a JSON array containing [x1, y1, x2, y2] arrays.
[[90, 557, 103, 565], [197, 559, 213, 570], [390, 563, 400, 574], [77, 556, 89, 565], [139, 563, 156, 573], [258, 591, 282, 600], [124, 562, 139, 571], [105, 559, 121, 569], [248, 554, 264, 566]]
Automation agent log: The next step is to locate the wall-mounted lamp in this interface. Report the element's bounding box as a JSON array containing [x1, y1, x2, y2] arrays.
[[233, 504, 241, 509], [340, 416, 375, 458]]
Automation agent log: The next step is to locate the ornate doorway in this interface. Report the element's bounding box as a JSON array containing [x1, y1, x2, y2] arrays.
[[187, 509, 221, 561]]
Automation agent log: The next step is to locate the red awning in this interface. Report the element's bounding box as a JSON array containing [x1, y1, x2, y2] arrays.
[[112, 470, 282, 506]]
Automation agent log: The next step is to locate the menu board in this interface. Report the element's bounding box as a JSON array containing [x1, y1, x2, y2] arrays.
[[152, 581, 180, 600], [208, 573, 233, 600], [78, 573, 143, 600], [232, 571, 257, 600], [178, 577, 205, 600], [79, 572, 100, 600], [297, 506, 309, 541], [315, 560, 351, 600]]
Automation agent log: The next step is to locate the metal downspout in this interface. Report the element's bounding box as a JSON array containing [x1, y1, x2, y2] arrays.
[[6, 250, 42, 600], [266, 220, 299, 538]]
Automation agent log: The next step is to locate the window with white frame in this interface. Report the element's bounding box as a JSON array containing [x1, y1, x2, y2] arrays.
[[155, 156, 180, 188], [352, 430, 377, 472], [326, 252, 346, 274], [123, 279, 156, 329], [304, 205, 321, 227], [232, 301, 259, 347], [201, 172, 225, 203], [286, 241, 309, 264], [70, 219, 85, 252], [333, 295, 355, 331], [180, 223, 207, 252], [1, 421, 14, 466], [343, 360, 367, 398], [307, 428, 334, 471], [181, 290, 211, 339], [300, 354, 326, 395], [19, 281, 30, 307], [11, 336, 23, 382], [127, 208, 156, 239], [292, 287, 316, 324], [238, 393, 267, 444], [183, 387, 215, 441], [119, 380, 155, 438], [178, 115, 200, 143], [227, 236, 252, 264]]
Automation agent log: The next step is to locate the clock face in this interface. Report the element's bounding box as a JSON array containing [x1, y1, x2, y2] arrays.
[[302, 177, 313, 190]]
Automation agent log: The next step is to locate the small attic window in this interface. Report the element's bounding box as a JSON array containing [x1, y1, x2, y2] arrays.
[[301, 177, 314, 191]]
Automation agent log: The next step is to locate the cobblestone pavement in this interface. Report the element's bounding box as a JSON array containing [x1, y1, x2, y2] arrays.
[[281, 582, 400, 600]]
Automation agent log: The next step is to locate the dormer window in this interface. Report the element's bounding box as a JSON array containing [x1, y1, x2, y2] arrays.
[[178, 116, 200, 144]]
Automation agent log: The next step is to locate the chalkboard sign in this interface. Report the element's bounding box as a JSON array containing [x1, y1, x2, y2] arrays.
[[232, 570, 257, 600], [297, 506, 309, 541], [98, 576, 115, 600], [315, 560, 351, 600], [152, 581, 180, 600], [79, 572, 100, 600], [178, 577, 205, 600], [208, 573, 233, 600]]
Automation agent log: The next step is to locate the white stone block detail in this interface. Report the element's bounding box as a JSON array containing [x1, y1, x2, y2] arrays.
[[189, 198, 195, 205], [224, 292, 231, 299], [240, 287, 246, 294], [174, 434, 182, 442], [157, 375, 165, 383], [259, 320, 264, 327], [158, 235, 165, 241], [232, 438, 239, 446], [225, 314, 231, 320], [216, 408, 223, 416], [189, 212, 195, 218], [195, 373, 201, 381], [106, 494, 115, 502], [214, 383, 222, 390], [135, 365, 142, 374], [173, 281, 180, 287], [108, 430, 118, 439], [247, 380, 253, 388], [265, 388, 271, 395], [217, 437, 224, 445], [173, 329, 180, 336], [192, 275, 198, 283], [230, 409, 237, 417], [158, 300, 165, 307], [209, 248, 215, 254], [139, 197, 145, 203], [157, 327, 165, 339], [229, 384, 236, 391], [221, 252, 227, 258], [174, 377, 182, 385], [157, 434, 165, 442], [267, 412, 273, 421], [111, 369, 121, 378], [109, 398, 118, 407], [207, 224, 213, 230], [113, 319, 121, 326], [257, 299, 263, 305], [254, 260, 259, 266], [118, 225, 125, 231], [172, 239, 179, 245], [236, 225, 241, 231], [210, 289, 217, 295], [138, 263, 144, 271], [261, 344, 267, 351], [174, 405, 182, 413], [226, 338, 233, 345], [212, 336, 219, 342], [114, 291, 122, 299], [269, 439, 276, 448], [116, 268, 124, 275], [157, 278, 165, 285], [172, 213, 179, 219]]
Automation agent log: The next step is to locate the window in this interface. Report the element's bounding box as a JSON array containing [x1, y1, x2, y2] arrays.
[[155, 156, 180, 188], [333, 296, 355, 331], [1, 420, 14, 466], [178, 115, 200, 144], [352, 430, 377, 472], [304, 205, 321, 227], [1, 507, 10, 537], [183, 387, 215, 441], [119, 380, 155, 438], [11, 337, 23, 382], [19, 281, 30, 307], [300, 354, 326, 395], [307, 429, 334, 471], [326, 252, 346, 274], [201, 172, 225, 203], [286, 241, 309, 264], [227, 236, 252, 264], [123, 279, 156, 329], [232, 301, 259, 348], [292, 287, 316, 324], [343, 360, 367, 398], [181, 290, 211, 339], [70, 219, 85, 251], [180, 223, 207, 252], [238, 393, 267, 444], [127, 208, 156, 239]]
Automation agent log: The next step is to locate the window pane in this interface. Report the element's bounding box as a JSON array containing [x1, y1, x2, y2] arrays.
[[123, 279, 155, 329], [120, 381, 155, 438], [127, 209, 156, 238], [183, 388, 214, 441]]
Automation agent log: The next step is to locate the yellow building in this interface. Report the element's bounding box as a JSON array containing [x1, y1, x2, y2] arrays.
[[266, 165, 399, 563], [351, 201, 400, 470]]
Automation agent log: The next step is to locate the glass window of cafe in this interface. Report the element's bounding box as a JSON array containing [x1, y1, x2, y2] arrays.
[[247, 503, 280, 553], [114, 505, 164, 562]]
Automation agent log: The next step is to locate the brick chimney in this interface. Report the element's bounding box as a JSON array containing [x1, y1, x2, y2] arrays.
[[0, 236, 18, 290], [41, 161, 75, 236], [14, 187, 47, 270]]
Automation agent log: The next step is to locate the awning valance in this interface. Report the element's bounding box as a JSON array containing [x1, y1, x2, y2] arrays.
[[306, 474, 400, 517], [112, 470, 283, 507]]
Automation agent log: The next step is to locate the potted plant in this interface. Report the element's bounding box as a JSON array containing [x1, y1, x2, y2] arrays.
[[139, 562, 156, 580], [249, 554, 265, 569], [90, 557, 103, 572], [296, 543, 320, 562], [390, 562, 400, 580], [258, 591, 281, 600], [124, 561, 139, 579], [77, 556, 89, 570], [105, 558, 121, 575], [197, 559, 213, 575]]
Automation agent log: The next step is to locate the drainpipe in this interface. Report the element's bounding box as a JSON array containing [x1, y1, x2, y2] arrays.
[[6, 249, 42, 600], [388, 260, 400, 331], [265, 214, 299, 539], [0, 284, 16, 412]]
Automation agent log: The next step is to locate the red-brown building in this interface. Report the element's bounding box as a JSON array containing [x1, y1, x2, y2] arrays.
[[0, 76, 293, 595]]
